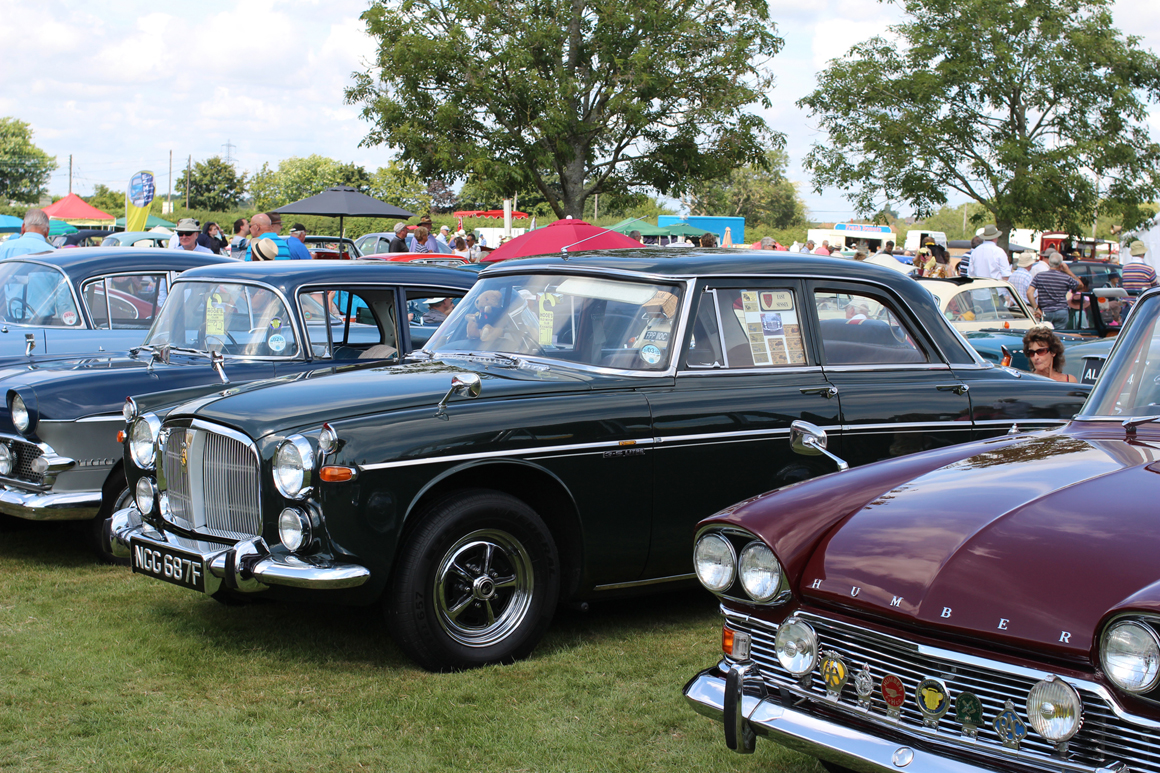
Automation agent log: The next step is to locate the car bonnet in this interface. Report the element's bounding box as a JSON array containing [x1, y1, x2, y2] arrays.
[[800, 430, 1160, 657]]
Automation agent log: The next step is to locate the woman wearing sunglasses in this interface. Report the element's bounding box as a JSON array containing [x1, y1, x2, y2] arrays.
[[1023, 326, 1077, 382]]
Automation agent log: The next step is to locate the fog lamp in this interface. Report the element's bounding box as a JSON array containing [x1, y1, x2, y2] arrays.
[[31, 455, 48, 475], [1027, 676, 1083, 743], [738, 541, 782, 603], [278, 507, 311, 553], [774, 618, 818, 676], [693, 533, 736, 592], [1101, 620, 1160, 693], [0, 444, 12, 477], [135, 477, 157, 516]]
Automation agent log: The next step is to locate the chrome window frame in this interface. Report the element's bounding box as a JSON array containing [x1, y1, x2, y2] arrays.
[[1, 258, 87, 329]]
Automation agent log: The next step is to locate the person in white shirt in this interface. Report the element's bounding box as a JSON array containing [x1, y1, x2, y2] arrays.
[[967, 224, 1012, 280]]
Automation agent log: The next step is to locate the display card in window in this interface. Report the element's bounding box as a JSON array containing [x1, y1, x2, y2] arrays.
[[733, 290, 805, 366]]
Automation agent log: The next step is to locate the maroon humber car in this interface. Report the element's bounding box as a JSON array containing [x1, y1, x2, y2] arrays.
[[684, 287, 1160, 772]]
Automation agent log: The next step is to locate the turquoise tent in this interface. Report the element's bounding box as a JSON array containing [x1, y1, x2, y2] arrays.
[[48, 219, 77, 236], [0, 214, 22, 233], [114, 214, 175, 229], [609, 218, 669, 237]]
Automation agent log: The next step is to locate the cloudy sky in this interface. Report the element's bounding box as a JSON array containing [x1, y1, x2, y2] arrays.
[[2, 0, 1158, 220]]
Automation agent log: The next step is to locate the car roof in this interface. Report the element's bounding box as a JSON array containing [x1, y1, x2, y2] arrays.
[[10, 246, 233, 282], [111, 231, 171, 240], [173, 258, 479, 293], [918, 276, 1010, 302]]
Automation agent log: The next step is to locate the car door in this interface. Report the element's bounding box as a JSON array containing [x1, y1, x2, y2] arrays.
[[807, 280, 973, 464], [642, 279, 839, 580]]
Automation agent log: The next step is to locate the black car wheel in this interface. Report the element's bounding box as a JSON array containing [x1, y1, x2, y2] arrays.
[[90, 474, 132, 565], [386, 489, 559, 671]]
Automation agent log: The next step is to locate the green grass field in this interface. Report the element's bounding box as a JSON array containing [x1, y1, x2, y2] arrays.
[[0, 519, 822, 773]]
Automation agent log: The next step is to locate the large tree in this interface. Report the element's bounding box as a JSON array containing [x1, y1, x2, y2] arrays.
[[799, 0, 1160, 247], [249, 155, 372, 210], [0, 118, 57, 204], [683, 148, 806, 229], [346, 0, 783, 219], [176, 156, 247, 211]]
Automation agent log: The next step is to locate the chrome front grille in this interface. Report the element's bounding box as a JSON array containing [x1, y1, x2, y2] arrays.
[[160, 423, 261, 540], [728, 610, 1160, 773]]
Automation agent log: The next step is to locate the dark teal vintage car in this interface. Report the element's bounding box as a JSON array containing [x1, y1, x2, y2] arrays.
[[109, 251, 1090, 670]]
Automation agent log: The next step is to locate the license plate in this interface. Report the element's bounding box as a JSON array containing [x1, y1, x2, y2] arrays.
[[131, 539, 208, 593]]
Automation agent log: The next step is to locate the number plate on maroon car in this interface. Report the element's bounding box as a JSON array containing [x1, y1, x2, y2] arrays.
[[131, 539, 207, 593]]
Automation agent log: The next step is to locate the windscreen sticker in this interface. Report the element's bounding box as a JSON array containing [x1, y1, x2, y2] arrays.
[[538, 294, 556, 346], [62, 310, 77, 326], [739, 290, 805, 366], [205, 307, 225, 336], [268, 317, 282, 330], [640, 344, 663, 365], [268, 333, 287, 353]]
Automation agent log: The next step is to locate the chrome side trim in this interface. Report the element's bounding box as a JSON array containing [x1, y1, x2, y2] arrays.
[[73, 415, 125, 423], [822, 363, 951, 372], [592, 572, 695, 591], [678, 366, 824, 377], [359, 438, 657, 471], [973, 419, 1063, 427], [836, 421, 973, 432]]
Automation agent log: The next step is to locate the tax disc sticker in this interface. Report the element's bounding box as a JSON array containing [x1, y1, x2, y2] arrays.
[[62, 310, 77, 326], [268, 333, 287, 353], [640, 344, 662, 365], [269, 317, 282, 330]]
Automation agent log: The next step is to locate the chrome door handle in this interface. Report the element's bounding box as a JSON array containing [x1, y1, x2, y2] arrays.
[[800, 386, 838, 399], [936, 384, 970, 395]]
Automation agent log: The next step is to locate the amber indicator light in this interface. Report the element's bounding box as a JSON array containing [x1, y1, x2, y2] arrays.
[[722, 626, 736, 657], [116, 430, 125, 443], [319, 466, 355, 483]]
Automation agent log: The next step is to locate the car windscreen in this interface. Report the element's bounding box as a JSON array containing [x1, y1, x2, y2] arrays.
[[1086, 295, 1160, 416], [142, 281, 299, 358], [0, 260, 83, 328], [424, 273, 683, 371]]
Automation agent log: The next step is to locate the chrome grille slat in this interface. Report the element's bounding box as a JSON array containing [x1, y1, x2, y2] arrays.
[[729, 611, 1160, 772], [160, 423, 260, 541]]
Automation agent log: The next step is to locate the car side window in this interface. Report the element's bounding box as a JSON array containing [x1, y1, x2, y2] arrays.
[[82, 280, 109, 329], [948, 287, 1029, 322], [300, 287, 400, 360], [407, 289, 465, 327], [109, 274, 168, 329], [814, 290, 928, 365], [685, 288, 806, 368]]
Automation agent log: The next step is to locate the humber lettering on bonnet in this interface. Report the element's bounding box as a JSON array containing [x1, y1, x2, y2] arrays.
[[108, 250, 1087, 671], [685, 284, 1160, 773]]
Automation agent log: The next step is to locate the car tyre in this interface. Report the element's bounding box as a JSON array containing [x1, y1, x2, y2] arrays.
[[91, 473, 132, 566], [386, 489, 559, 672]]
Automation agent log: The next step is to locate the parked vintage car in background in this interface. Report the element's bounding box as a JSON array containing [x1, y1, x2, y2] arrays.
[[0, 260, 474, 560], [108, 252, 1091, 671], [302, 236, 361, 260], [684, 284, 1160, 773], [0, 247, 230, 365], [100, 232, 177, 250]]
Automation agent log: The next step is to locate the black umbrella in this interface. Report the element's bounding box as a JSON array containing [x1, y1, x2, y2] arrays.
[[274, 186, 416, 256]]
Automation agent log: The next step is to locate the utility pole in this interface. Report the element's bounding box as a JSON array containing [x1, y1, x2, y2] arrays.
[[185, 155, 191, 209], [167, 150, 173, 214], [962, 204, 967, 239], [68, 155, 73, 195]]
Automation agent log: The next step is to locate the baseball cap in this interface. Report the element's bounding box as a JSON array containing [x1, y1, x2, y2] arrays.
[[290, 223, 306, 235]]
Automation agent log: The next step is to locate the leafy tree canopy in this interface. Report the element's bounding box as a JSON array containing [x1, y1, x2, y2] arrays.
[[799, 0, 1160, 247], [347, 0, 784, 219], [683, 148, 806, 230], [368, 162, 432, 214], [86, 184, 123, 215], [176, 156, 247, 211], [0, 118, 57, 204]]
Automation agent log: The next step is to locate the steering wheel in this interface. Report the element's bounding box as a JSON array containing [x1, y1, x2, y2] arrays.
[[6, 298, 34, 323], [203, 332, 238, 352]]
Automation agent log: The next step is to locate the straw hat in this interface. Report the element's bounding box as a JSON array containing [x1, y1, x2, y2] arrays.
[[979, 224, 1002, 241]]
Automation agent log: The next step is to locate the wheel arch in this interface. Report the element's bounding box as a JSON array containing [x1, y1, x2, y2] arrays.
[[401, 459, 585, 601]]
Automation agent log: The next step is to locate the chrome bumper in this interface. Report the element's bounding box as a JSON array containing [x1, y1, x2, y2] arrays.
[[683, 666, 1129, 773], [0, 486, 101, 521], [107, 507, 372, 594]]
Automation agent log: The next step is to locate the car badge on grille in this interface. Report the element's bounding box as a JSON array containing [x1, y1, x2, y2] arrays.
[[993, 699, 1027, 750], [915, 678, 951, 728], [854, 663, 874, 710], [881, 674, 905, 720], [956, 691, 984, 739], [819, 651, 848, 701]]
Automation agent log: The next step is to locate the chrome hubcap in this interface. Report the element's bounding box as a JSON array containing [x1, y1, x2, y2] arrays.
[[434, 529, 533, 648]]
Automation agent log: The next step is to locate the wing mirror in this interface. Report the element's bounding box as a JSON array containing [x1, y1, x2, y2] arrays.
[[435, 373, 482, 419], [791, 420, 849, 472]]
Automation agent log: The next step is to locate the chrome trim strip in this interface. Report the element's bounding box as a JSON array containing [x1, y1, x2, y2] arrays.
[[593, 572, 695, 591], [678, 366, 824, 377], [73, 415, 125, 423], [359, 438, 658, 471], [973, 419, 1063, 426], [655, 428, 794, 445], [822, 363, 951, 372], [837, 421, 973, 432]]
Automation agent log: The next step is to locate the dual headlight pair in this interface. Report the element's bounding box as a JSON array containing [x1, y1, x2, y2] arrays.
[[693, 532, 782, 603]]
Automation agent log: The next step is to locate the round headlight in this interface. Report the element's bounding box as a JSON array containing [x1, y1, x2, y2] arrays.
[[738, 541, 782, 603], [278, 507, 311, 552], [1027, 676, 1083, 743], [693, 533, 736, 592], [11, 394, 30, 433], [273, 435, 314, 500], [129, 414, 161, 469], [1101, 620, 1160, 693], [775, 617, 818, 676], [135, 476, 156, 516], [0, 444, 12, 477], [318, 423, 339, 456], [123, 397, 139, 424]]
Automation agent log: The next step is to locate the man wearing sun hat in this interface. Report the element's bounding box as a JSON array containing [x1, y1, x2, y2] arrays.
[[422, 296, 455, 325], [171, 218, 213, 253], [1009, 251, 1036, 302], [1122, 240, 1157, 304], [968, 224, 1012, 280]]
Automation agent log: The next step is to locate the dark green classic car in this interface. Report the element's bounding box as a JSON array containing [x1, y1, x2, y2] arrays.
[[108, 251, 1089, 671]]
